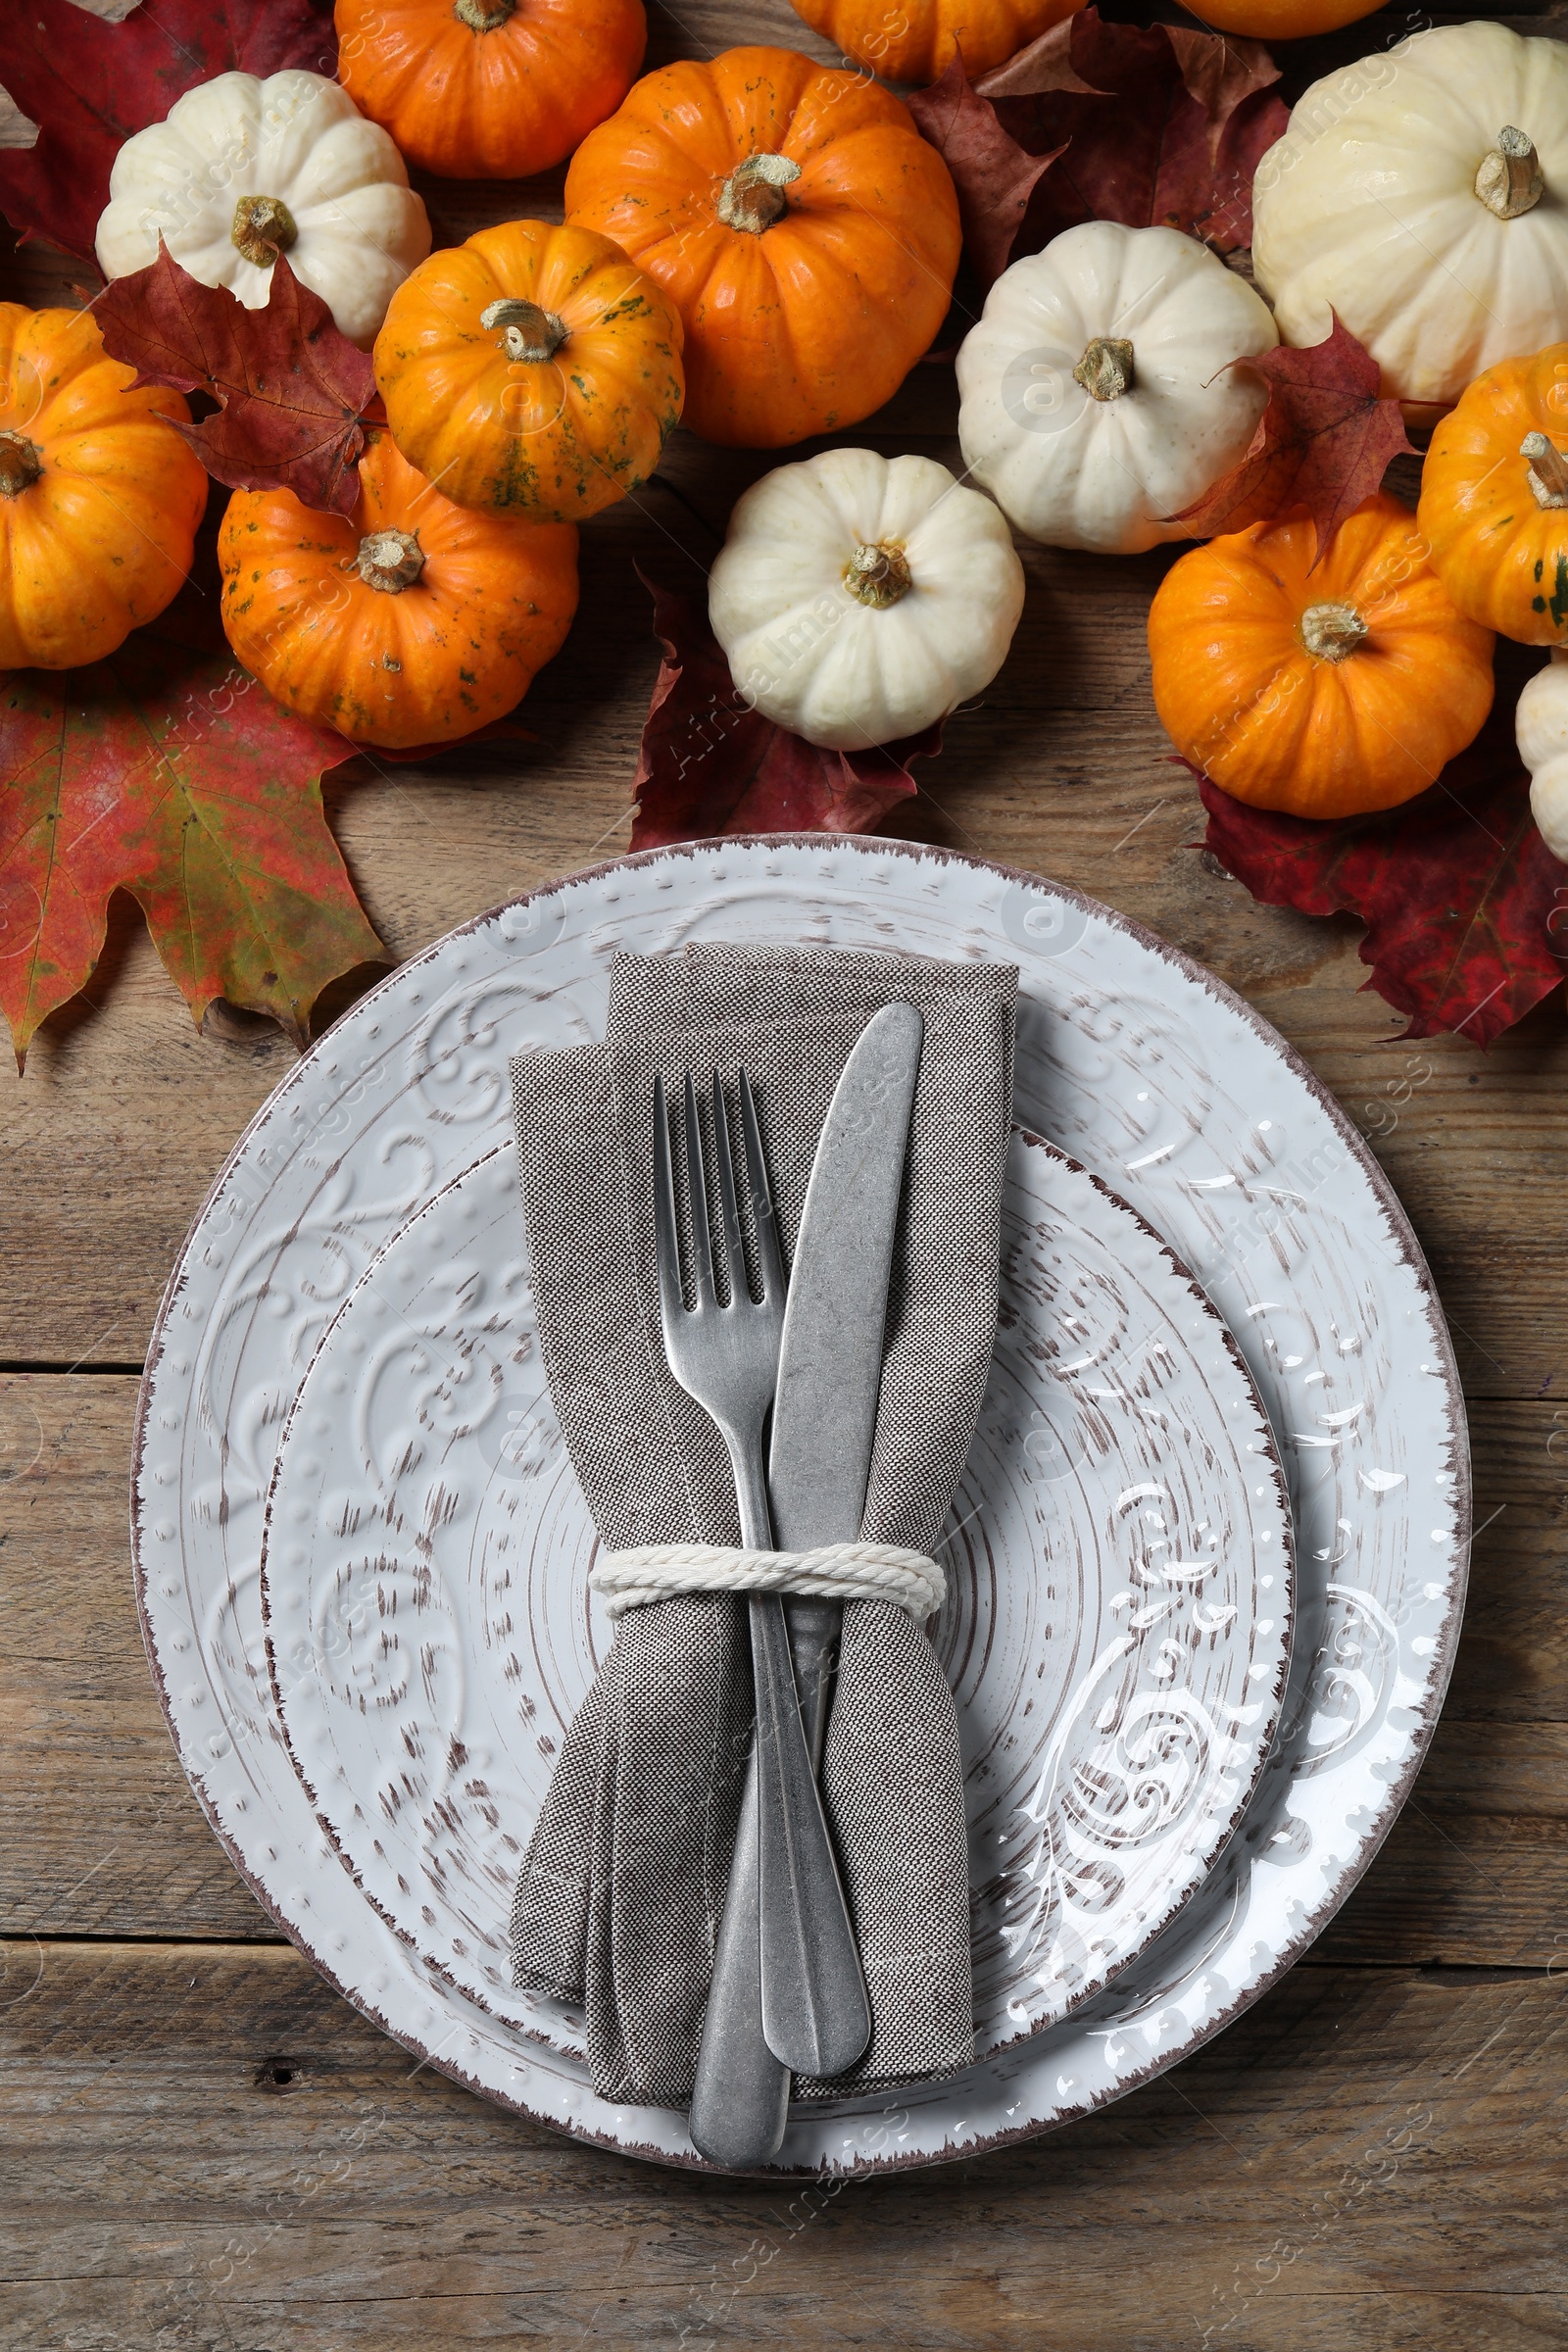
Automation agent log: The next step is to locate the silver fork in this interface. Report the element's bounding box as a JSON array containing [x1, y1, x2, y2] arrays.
[[653, 1072, 866, 2115]]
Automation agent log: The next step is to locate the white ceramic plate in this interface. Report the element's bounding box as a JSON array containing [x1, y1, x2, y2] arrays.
[[257, 1129, 1294, 2061], [132, 836, 1468, 2173]]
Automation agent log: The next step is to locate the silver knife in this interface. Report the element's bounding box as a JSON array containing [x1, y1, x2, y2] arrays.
[[688, 1002, 924, 2167]]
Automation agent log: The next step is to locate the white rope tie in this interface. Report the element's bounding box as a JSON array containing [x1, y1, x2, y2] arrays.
[[591, 1542, 947, 1621]]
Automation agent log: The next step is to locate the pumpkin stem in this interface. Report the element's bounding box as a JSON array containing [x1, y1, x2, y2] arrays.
[[231, 193, 298, 268], [1073, 337, 1135, 402], [1523, 430, 1568, 509], [355, 529, 425, 593], [1474, 126, 1544, 219], [454, 0, 515, 24], [479, 296, 568, 364], [716, 152, 802, 234], [843, 542, 912, 610], [1299, 601, 1369, 663], [0, 430, 42, 496]]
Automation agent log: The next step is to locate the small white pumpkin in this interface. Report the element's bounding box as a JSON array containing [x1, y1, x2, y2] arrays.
[[954, 221, 1278, 556], [96, 70, 430, 350], [708, 449, 1025, 752], [1516, 649, 1568, 860], [1252, 23, 1568, 416]]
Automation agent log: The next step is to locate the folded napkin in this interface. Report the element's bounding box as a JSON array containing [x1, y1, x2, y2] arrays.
[[509, 941, 1016, 2106]]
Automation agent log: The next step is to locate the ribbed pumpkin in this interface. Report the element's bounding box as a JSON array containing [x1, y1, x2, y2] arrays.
[[564, 46, 960, 449], [1171, 0, 1380, 34], [785, 0, 1082, 83], [0, 303, 207, 670], [335, 0, 646, 180], [1417, 346, 1568, 646], [1149, 496, 1494, 819], [373, 220, 684, 524], [218, 432, 578, 750]]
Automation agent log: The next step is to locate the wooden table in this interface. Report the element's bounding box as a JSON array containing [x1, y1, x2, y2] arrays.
[[5, 5, 1567, 2343]]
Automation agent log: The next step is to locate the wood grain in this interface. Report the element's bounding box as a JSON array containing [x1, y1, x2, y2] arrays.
[[4, 0, 1568, 2341], [3, 1942, 1566, 2350]]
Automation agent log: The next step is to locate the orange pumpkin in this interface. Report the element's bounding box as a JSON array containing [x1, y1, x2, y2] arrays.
[[1148, 495, 1494, 819], [787, 0, 1082, 84], [374, 220, 684, 525], [0, 303, 207, 670], [1417, 345, 1568, 648], [334, 0, 646, 180], [564, 46, 961, 449], [1164, 0, 1380, 34], [218, 431, 578, 751]]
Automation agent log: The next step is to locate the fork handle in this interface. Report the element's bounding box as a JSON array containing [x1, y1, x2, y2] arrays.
[[687, 1598, 857, 2167], [725, 1435, 867, 2078]]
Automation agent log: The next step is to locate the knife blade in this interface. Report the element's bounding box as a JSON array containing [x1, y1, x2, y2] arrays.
[[687, 1003, 923, 2167]]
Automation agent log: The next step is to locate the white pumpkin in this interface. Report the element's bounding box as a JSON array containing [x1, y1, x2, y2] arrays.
[[1252, 23, 1568, 416], [96, 70, 430, 350], [1516, 650, 1568, 860], [708, 449, 1025, 752], [954, 221, 1278, 556]]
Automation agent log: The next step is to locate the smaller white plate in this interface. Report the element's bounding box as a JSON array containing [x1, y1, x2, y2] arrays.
[[261, 1125, 1294, 2070]]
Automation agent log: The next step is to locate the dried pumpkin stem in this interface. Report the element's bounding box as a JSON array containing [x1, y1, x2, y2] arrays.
[[0, 430, 42, 496], [454, 0, 515, 27], [843, 542, 912, 610], [355, 528, 425, 593], [1073, 337, 1135, 402], [716, 152, 802, 234], [231, 193, 298, 267], [1523, 430, 1568, 509], [1299, 601, 1369, 662], [1474, 125, 1544, 219], [480, 296, 567, 364]]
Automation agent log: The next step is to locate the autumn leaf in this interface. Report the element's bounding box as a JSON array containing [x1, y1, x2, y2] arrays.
[[906, 60, 1066, 289], [1195, 678, 1568, 1046], [0, 575, 382, 1066], [0, 0, 334, 265], [910, 9, 1287, 285], [94, 246, 375, 515], [1173, 317, 1415, 551], [630, 571, 941, 853]]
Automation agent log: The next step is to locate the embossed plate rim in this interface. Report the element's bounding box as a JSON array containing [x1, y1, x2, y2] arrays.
[[131, 832, 1470, 2175]]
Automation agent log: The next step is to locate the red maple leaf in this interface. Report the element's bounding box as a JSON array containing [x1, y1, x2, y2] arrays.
[[630, 572, 942, 854], [0, 569, 382, 1066], [910, 9, 1287, 285], [1195, 677, 1568, 1046], [0, 0, 334, 265], [905, 60, 1066, 289], [96, 247, 376, 515], [1173, 317, 1415, 552]]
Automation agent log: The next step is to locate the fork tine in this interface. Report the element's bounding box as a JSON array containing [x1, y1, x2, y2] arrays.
[[738, 1068, 785, 1306], [683, 1072, 717, 1305], [710, 1072, 747, 1308], [653, 1074, 686, 1339]]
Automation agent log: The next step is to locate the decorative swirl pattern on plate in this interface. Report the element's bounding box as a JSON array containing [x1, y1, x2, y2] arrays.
[[258, 1136, 1293, 2050], [132, 837, 1467, 2174]]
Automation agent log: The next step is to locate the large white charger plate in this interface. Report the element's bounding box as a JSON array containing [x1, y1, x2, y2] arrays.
[[132, 836, 1469, 2174], [257, 1129, 1294, 2063]]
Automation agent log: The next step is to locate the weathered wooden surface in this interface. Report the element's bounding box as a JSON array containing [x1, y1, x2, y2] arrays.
[[3, 1945, 1566, 2350], [5, 0, 1568, 2341]]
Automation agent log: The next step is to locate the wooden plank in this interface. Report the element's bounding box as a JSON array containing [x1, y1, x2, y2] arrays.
[[6, 1375, 1567, 1963], [1, 1940, 1565, 2347]]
